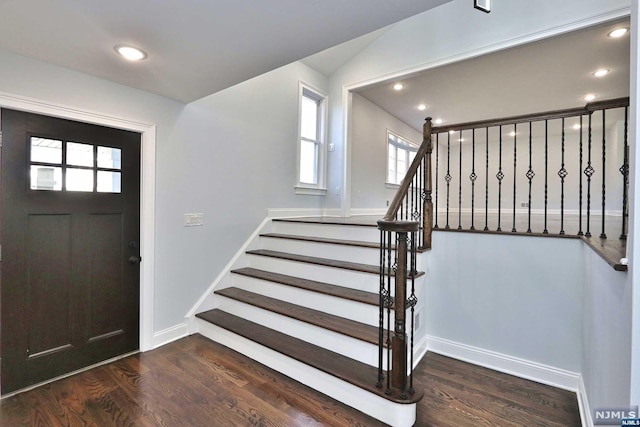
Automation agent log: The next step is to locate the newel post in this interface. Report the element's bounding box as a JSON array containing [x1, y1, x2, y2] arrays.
[[377, 220, 419, 396], [423, 117, 434, 249]]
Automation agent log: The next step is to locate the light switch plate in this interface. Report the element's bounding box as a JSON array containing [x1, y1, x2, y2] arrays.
[[184, 213, 204, 226]]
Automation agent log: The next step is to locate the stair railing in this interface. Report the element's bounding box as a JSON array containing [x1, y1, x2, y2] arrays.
[[430, 97, 629, 241], [377, 117, 433, 398]]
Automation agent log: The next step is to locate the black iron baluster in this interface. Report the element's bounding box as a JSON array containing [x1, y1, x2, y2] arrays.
[[512, 124, 517, 233], [458, 130, 463, 230], [470, 128, 477, 230], [408, 231, 417, 395], [497, 126, 504, 231], [600, 109, 607, 239], [620, 106, 629, 240], [558, 118, 568, 235], [585, 113, 594, 238], [544, 120, 549, 234], [377, 230, 386, 388], [434, 133, 439, 229], [484, 127, 489, 231], [385, 231, 393, 395], [578, 116, 584, 236], [445, 132, 451, 229], [526, 121, 534, 233]]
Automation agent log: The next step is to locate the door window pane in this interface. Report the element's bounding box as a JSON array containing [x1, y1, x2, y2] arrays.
[[97, 171, 121, 193], [31, 137, 62, 164], [66, 168, 93, 192], [67, 142, 94, 167], [97, 146, 122, 170], [30, 166, 62, 191]]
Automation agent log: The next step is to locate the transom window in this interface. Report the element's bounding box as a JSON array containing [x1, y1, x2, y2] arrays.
[[29, 137, 122, 193], [387, 131, 417, 185]]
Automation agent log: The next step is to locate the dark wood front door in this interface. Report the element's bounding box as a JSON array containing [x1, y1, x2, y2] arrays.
[[0, 109, 141, 394]]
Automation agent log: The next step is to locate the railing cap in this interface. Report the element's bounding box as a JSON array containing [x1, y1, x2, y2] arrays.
[[377, 220, 420, 232]]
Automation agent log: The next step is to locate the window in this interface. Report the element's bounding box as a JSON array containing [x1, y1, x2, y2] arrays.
[[387, 131, 417, 185], [29, 136, 122, 193], [296, 83, 327, 195]]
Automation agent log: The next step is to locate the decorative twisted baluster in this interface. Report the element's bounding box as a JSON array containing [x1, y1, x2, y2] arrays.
[[585, 113, 594, 238], [470, 128, 477, 230], [620, 106, 629, 240], [600, 110, 607, 239], [497, 126, 504, 232], [558, 118, 567, 235], [512, 125, 517, 233], [526, 121, 534, 233]]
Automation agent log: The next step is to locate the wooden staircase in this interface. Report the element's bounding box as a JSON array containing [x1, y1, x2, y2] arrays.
[[193, 217, 425, 426]]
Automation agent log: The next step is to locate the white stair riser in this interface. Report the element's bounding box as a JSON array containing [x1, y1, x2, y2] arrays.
[[272, 221, 380, 243], [217, 297, 383, 367], [247, 255, 384, 294], [230, 275, 385, 327], [195, 319, 416, 427], [259, 237, 380, 265]]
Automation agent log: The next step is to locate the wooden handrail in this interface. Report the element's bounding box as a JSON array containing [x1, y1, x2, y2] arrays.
[[383, 117, 433, 221], [431, 97, 629, 134]]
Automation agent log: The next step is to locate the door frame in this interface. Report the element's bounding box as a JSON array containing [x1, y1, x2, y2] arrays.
[[0, 91, 156, 356]]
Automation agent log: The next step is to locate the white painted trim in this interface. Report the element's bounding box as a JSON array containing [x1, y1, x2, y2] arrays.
[[426, 335, 580, 392], [0, 90, 156, 352], [153, 322, 189, 349], [294, 186, 327, 196], [349, 208, 387, 216], [267, 207, 342, 218], [413, 334, 429, 369], [578, 375, 594, 427], [184, 216, 272, 330]]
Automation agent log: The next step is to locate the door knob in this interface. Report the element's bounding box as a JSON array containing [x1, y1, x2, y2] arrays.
[[128, 255, 142, 264]]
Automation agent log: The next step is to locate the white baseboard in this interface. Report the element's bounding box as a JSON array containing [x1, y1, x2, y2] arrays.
[[578, 376, 593, 427], [153, 322, 189, 349], [426, 335, 580, 392], [267, 207, 342, 218], [349, 208, 387, 216]]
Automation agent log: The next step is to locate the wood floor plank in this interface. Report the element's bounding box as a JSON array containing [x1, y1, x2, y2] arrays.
[[232, 267, 380, 306], [215, 287, 384, 345], [0, 335, 582, 427]]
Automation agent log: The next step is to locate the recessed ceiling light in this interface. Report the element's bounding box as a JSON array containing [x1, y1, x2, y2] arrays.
[[509, 131, 517, 137], [449, 130, 456, 134], [115, 45, 147, 61], [434, 119, 443, 125], [608, 27, 628, 38], [393, 83, 404, 91], [573, 124, 581, 130], [418, 104, 427, 111], [584, 94, 596, 101], [593, 68, 609, 78]]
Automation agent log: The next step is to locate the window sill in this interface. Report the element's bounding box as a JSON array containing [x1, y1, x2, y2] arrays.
[[295, 186, 327, 196], [385, 183, 401, 189]]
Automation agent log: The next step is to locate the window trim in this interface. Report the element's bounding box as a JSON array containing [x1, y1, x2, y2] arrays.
[[386, 130, 418, 186], [296, 81, 327, 195]]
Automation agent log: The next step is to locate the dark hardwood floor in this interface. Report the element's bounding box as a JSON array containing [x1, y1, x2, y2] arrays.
[[0, 334, 581, 426]]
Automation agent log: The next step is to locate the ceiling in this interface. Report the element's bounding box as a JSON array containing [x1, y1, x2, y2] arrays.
[[0, 0, 450, 103], [355, 17, 631, 131]]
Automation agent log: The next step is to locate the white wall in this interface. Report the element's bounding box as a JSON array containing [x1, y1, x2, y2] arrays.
[[350, 93, 421, 210], [156, 61, 329, 330], [582, 248, 632, 410], [425, 231, 584, 372]]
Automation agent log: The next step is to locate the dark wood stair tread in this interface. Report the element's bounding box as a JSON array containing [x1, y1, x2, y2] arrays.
[[195, 309, 422, 404], [232, 267, 379, 306], [272, 217, 379, 227], [246, 249, 424, 277], [261, 233, 381, 249], [215, 287, 382, 345]]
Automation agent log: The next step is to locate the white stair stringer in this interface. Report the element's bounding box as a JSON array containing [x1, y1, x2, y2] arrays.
[[216, 295, 385, 368], [230, 274, 384, 327], [195, 317, 416, 427]]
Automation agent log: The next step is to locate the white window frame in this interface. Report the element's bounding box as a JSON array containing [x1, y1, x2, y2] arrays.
[[295, 81, 327, 195], [386, 130, 418, 187]]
